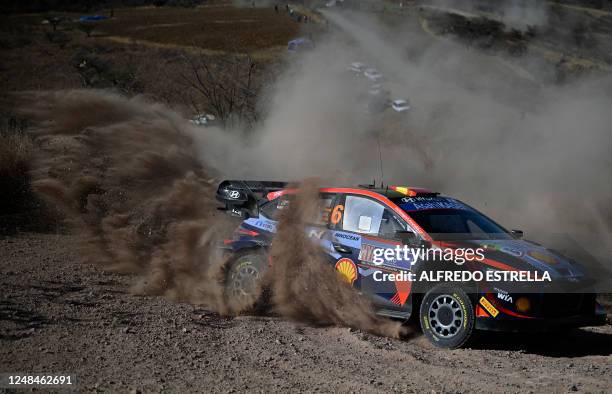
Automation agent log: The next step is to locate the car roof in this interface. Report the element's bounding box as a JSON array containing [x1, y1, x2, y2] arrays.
[[354, 185, 438, 198], [266, 185, 439, 201]]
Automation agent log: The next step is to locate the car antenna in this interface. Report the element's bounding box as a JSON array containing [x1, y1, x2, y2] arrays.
[[376, 132, 385, 188]]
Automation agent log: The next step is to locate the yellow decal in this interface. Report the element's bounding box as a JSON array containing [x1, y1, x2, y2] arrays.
[[335, 258, 357, 284], [455, 294, 468, 328], [395, 186, 410, 195], [527, 250, 558, 265], [479, 296, 499, 317]]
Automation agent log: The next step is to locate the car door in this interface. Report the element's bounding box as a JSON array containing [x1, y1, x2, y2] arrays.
[[329, 194, 419, 316], [326, 194, 371, 289], [303, 192, 339, 254]]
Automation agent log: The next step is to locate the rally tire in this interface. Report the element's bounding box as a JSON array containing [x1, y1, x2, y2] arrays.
[[224, 252, 269, 311], [419, 284, 475, 349]]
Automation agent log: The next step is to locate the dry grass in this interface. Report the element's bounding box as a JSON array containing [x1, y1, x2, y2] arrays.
[[0, 128, 34, 216], [1, 4, 305, 111], [94, 5, 299, 53], [0, 131, 33, 178]]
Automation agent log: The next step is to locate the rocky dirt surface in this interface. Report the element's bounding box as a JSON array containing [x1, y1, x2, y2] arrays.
[[1, 233, 611, 393]]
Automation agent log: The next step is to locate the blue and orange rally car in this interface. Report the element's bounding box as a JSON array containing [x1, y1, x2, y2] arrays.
[[216, 180, 606, 349]]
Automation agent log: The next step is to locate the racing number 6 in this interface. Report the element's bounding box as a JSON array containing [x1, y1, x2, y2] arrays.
[[331, 205, 344, 225]]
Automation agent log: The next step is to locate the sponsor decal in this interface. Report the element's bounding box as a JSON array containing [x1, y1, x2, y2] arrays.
[[399, 197, 469, 211], [497, 292, 513, 303], [251, 219, 276, 233], [321, 206, 331, 223], [308, 228, 326, 239], [335, 258, 357, 284], [333, 231, 360, 249], [483, 243, 524, 258], [500, 246, 523, 258], [455, 293, 468, 329], [359, 243, 377, 263], [335, 232, 359, 241], [527, 250, 558, 265], [479, 296, 499, 317]]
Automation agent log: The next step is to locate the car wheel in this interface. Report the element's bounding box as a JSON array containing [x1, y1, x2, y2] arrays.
[[224, 252, 268, 310], [419, 284, 475, 349]]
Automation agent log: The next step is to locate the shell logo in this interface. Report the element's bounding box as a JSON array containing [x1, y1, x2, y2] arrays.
[[335, 258, 357, 285]]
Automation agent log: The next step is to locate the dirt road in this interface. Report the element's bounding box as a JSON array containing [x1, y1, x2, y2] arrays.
[[1, 233, 611, 393]]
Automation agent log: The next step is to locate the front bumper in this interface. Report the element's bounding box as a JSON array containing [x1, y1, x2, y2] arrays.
[[476, 312, 607, 332], [475, 293, 607, 332]]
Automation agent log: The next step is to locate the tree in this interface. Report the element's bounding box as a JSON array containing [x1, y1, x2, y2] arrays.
[[181, 51, 259, 129], [78, 22, 96, 37], [48, 16, 63, 31]]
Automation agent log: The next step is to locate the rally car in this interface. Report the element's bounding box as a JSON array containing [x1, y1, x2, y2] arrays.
[[216, 180, 606, 349]]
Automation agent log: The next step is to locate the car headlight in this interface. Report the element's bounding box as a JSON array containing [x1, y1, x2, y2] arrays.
[[515, 297, 531, 313]]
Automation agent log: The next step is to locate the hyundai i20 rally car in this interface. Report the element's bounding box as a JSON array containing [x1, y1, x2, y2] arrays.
[[216, 180, 607, 349]]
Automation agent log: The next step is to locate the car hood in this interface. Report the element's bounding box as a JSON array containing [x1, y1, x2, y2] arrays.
[[442, 238, 586, 280]]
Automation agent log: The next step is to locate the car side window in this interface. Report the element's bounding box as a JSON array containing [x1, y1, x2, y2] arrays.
[[260, 193, 335, 225], [259, 197, 289, 220], [378, 209, 405, 239], [315, 193, 335, 226], [342, 196, 384, 235]]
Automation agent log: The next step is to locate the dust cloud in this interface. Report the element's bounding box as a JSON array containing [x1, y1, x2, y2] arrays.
[[199, 6, 612, 250], [15, 89, 240, 309], [268, 180, 411, 338], [14, 0, 612, 332], [319, 9, 612, 249], [17, 89, 410, 335]]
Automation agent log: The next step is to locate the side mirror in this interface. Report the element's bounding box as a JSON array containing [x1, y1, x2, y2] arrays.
[[396, 230, 418, 245], [511, 229, 524, 239]]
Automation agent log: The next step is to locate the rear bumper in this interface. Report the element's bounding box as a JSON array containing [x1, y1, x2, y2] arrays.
[[476, 312, 607, 332]]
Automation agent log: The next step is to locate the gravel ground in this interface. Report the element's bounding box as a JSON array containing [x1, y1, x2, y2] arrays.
[[1, 233, 611, 393]]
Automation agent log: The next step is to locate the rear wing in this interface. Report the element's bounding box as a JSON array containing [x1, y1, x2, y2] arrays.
[[216, 180, 288, 218]]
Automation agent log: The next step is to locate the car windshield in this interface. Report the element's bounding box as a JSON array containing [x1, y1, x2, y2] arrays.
[[406, 208, 513, 241]]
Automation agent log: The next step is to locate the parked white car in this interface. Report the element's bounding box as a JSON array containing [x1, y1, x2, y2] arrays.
[[191, 113, 218, 127], [368, 83, 381, 95], [390, 99, 411, 112], [369, 83, 389, 97], [364, 68, 384, 82], [347, 62, 367, 74]]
